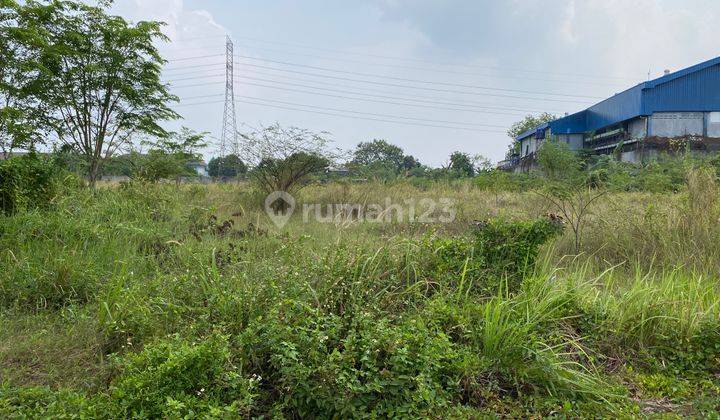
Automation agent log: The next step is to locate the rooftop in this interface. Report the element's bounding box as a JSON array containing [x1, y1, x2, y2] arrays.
[[517, 55, 720, 140]]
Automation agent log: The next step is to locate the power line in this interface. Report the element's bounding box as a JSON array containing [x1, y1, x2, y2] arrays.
[[231, 74, 563, 113], [159, 34, 638, 83], [166, 53, 225, 62], [231, 95, 508, 127], [228, 35, 638, 82], [164, 69, 590, 106], [234, 61, 595, 104], [166, 73, 225, 82], [163, 73, 570, 115], [163, 62, 226, 72], [160, 46, 225, 54], [168, 77, 542, 117], [231, 43, 626, 88], [175, 98, 507, 133], [234, 54, 601, 99], [168, 81, 226, 89], [162, 66, 226, 78], [178, 93, 225, 100], [231, 77, 549, 116], [158, 48, 626, 96], [161, 34, 227, 43]]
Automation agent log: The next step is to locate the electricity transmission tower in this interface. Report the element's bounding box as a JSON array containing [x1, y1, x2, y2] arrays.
[[219, 35, 237, 174]]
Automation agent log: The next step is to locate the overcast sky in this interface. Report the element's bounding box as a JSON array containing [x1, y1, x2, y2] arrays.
[[110, 0, 720, 166]]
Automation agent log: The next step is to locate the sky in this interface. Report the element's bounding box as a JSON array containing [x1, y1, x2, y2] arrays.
[[109, 0, 720, 166]]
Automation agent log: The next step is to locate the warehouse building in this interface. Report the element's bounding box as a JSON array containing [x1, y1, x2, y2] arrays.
[[501, 56, 720, 172]]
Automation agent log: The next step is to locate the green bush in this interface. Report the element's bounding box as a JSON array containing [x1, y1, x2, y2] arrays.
[[474, 170, 542, 192], [109, 334, 256, 418], [430, 218, 563, 293], [474, 218, 562, 280], [240, 303, 462, 417], [0, 386, 107, 418], [586, 154, 690, 192], [0, 153, 60, 215]]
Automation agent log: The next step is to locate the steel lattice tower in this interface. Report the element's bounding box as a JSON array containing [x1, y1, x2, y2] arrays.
[[219, 35, 237, 163]]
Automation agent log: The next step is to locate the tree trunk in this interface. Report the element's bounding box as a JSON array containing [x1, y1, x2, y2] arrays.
[[88, 158, 100, 188]]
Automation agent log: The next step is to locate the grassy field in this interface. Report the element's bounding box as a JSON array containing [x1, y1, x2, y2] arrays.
[[1, 179, 719, 417]]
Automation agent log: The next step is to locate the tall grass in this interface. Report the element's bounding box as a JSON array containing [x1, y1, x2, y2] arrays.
[[1, 179, 719, 417]]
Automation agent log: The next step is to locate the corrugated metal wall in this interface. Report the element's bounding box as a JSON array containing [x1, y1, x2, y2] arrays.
[[644, 64, 720, 113], [549, 110, 586, 134], [520, 57, 720, 140], [585, 84, 644, 132]]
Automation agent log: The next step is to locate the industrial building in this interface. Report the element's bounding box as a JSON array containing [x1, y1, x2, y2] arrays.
[[500, 56, 720, 172]]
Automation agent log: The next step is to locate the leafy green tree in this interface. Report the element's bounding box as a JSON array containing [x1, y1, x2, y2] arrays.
[[240, 123, 338, 195], [506, 113, 557, 158], [350, 140, 422, 178], [134, 127, 207, 183], [449, 151, 475, 177], [208, 154, 247, 178], [536, 139, 582, 184], [22, 0, 179, 186], [352, 139, 404, 168], [0, 0, 43, 156], [401, 155, 421, 171]]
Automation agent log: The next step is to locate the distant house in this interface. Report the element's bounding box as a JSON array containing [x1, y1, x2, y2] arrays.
[[187, 160, 208, 177], [326, 166, 351, 177], [502, 56, 720, 172]]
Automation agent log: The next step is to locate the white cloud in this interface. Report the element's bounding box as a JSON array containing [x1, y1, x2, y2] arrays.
[[99, 0, 720, 164], [110, 0, 226, 42], [108, 0, 230, 157]]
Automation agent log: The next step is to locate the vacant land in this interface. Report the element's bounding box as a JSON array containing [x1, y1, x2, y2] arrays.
[[1, 179, 719, 418]]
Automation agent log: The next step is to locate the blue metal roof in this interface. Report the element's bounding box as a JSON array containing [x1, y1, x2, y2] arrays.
[[516, 55, 720, 140]]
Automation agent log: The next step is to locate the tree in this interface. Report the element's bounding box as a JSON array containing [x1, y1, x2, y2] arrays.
[[350, 139, 424, 178], [535, 139, 606, 253], [449, 151, 475, 177], [401, 155, 421, 171], [24, 0, 179, 186], [134, 127, 207, 183], [208, 154, 247, 178], [352, 139, 404, 168], [536, 139, 582, 183], [506, 113, 557, 158], [0, 0, 42, 156], [240, 123, 339, 195], [472, 154, 493, 173]]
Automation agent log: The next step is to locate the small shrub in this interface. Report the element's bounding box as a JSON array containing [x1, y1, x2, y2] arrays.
[[0, 386, 107, 418], [109, 334, 256, 418], [0, 153, 60, 215], [240, 303, 462, 417], [473, 218, 563, 281], [430, 218, 563, 293], [648, 322, 720, 376]]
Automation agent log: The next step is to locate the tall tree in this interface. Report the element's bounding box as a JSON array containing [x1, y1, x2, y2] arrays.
[[506, 113, 557, 158], [25, 0, 178, 185], [352, 139, 405, 169], [0, 0, 41, 157], [351, 139, 422, 177], [449, 151, 475, 177]]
